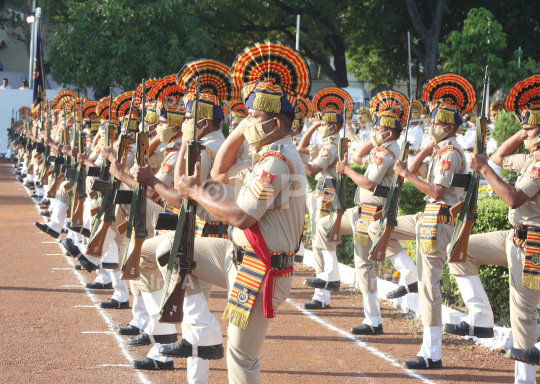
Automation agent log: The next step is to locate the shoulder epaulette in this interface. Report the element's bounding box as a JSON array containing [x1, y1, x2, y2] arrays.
[[267, 143, 283, 153], [164, 145, 180, 157], [374, 147, 388, 155], [533, 152, 540, 161], [438, 145, 454, 156]]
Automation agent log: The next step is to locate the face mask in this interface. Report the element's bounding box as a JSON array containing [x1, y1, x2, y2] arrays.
[[181, 119, 205, 140], [318, 124, 335, 139], [429, 124, 449, 143], [242, 118, 274, 147], [370, 131, 391, 147], [155, 124, 176, 143], [524, 134, 540, 151]]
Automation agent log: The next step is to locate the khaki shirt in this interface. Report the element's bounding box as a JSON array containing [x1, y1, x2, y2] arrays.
[[312, 134, 339, 184], [356, 140, 400, 205], [503, 150, 540, 226], [155, 138, 182, 188], [232, 136, 306, 253], [293, 132, 303, 146], [148, 142, 166, 170], [424, 136, 466, 206], [237, 139, 251, 162]]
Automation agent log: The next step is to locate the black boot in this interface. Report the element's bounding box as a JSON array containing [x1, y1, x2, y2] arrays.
[[128, 332, 178, 346], [350, 324, 384, 335], [99, 298, 129, 309], [85, 282, 113, 289], [118, 324, 142, 336], [303, 278, 340, 292], [443, 321, 494, 338], [505, 347, 540, 366], [403, 356, 443, 369], [159, 339, 224, 360], [386, 282, 418, 299], [131, 357, 174, 370], [303, 299, 330, 309], [34, 222, 59, 239], [40, 210, 51, 217]]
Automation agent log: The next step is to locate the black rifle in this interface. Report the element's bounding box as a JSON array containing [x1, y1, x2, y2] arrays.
[[446, 66, 490, 263], [369, 98, 413, 261], [158, 76, 202, 323]]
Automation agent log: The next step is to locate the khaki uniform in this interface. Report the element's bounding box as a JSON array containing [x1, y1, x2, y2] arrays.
[[313, 141, 400, 294], [158, 136, 305, 383], [450, 150, 540, 351], [306, 134, 339, 238], [368, 136, 466, 326]]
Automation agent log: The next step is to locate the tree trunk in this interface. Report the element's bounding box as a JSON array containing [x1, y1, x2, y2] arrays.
[[330, 41, 349, 88]]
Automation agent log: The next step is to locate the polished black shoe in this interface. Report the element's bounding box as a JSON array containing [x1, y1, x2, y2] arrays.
[[100, 298, 129, 309], [386, 282, 418, 299], [17, 176, 24, 183], [294, 254, 304, 263], [303, 278, 340, 292], [74, 265, 82, 270], [506, 347, 540, 366], [64, 241, 97, 273], [118, 324, 142, 336], [31, 193, 39, 198], [303, 299, 330, 309], [132, 357, 174, 370], [86, 282, 113, 290], [128, 332, 178, 346], [403, 356, 443, 369], [350, 323, 384, 335], [40, 210, 51, 217], [444, 321, 494, 338], [60, 238, 74, 251], [159, 339, 224, 360], [34, 222, 59, 238], [38, 199, 50, 205]]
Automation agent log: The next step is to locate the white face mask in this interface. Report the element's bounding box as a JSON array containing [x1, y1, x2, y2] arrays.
[[242, 118, 274, 147], [428, 124, 450, 143], [370, 130, 391, 147], [524, 133, 540, 151], [181, 118, 205, 140]]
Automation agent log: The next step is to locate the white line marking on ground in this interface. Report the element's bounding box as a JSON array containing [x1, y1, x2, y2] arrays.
[[46, 253, 64, 255], [99, 364, 131, 367], [286, 299, 438, 384], [41, 241, 58, 244], [82, 331, 116, 334], [24, 185, 153, 384]]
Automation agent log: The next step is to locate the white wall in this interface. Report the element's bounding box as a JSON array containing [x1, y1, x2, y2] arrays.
[[0, 89, 61, 154]]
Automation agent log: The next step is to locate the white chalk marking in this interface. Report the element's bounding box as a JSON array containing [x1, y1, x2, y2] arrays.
[[41, 241, 58, 244], [46, 253, 64, 256], [286, 299, 438, 384]]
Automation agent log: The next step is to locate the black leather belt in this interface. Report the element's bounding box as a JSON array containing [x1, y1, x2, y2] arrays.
[[233, 247, 294, 270], [201, 223, 228, 236], [514, 226, 528, 240]]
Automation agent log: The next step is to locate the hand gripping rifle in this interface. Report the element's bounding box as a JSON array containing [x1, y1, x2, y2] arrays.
[[446, 66, 490, 263], [87, 89, 131, 257], [157, 76, 202, 323], [326, 111, 349, 242], [369, 98, 413, 261], [47, 105, 69, 198], [117, 88, 148, 280]]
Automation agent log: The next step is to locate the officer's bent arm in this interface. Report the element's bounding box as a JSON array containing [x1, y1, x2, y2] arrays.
[[147, 179, 183, 209], [491, 130, 525, 166], [408, 144, 434, 174], [351, 141, 374, 164], [343, 165, 376, 192], [404, 169, 447, 201], [192, 186, 256, 230], [303, 162, 322, 178], [210, 127, 245, 184], [479, 164, 529, 209]]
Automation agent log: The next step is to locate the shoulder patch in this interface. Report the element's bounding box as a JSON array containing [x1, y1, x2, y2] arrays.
[[252, 179, 275, 200], [531, 166, 540, 179], [164, 145, 180, 158], [533, 152, 540, 161], [441, 159, 451, 170], [438, 145, 454, 156], [321, 147, 330, 156], [374, 147, 388, 155], [161, 163, 172, 174], [259, 170, 276, 185]]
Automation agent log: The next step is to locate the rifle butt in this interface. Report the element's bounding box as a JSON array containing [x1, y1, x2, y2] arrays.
[[448, 221, 474, 263], [449, 201, 463, 218], [158, 272, 187, 324], [90, 205, 100, 217], [89, 190, 97, 199], [368, 226, 395, 262], [71, 198, 85, 227], [27, 164, 34, 174], [47, 174, 64, 198], [67, 188, 74, 198], [66, 190, 77, 218], [121, 237, 144, 280], [373, 210, 382, 222], [327, 212, 344, 243], [87, 221, 112, 257], [116, 219, 129, 235]]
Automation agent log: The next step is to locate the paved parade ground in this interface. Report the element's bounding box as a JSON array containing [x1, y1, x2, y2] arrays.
[[0, 158, 524, 384]]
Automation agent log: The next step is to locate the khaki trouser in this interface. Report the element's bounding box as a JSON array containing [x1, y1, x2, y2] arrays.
[[449, 230, 540, 351], [306, 190, 323, 241], [158, 237, 292, 384], [368, 212, 454, 326], [314, 207, 377, 294]]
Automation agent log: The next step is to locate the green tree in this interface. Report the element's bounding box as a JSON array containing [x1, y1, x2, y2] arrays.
[[439, 8, 507, 91], [491, 109, 525, 180], [49, 0, 218, 91]]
